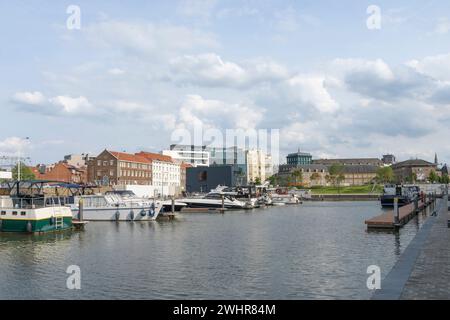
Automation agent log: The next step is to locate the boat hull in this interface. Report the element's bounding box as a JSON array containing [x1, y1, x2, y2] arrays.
[[380, 195, 411, 207], [0, 217, 72, 233], [0, 207, 73, 233], [71, 206, 160, 221]]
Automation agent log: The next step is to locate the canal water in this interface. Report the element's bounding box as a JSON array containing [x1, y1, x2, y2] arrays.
[[0, 201, 432, 299]]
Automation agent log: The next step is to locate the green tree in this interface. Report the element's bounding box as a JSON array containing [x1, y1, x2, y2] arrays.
[[328, 164, 345, 194], [440, 174, 450, 184], [12, 162, 36, 181], [268, 175, 278, 186], [254, 177, 262, 185], [376, 166, 394, 183], [428, 170, 439, 183]]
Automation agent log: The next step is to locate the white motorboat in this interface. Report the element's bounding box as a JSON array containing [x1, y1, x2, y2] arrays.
[[69, 193, 163, 221], [271, 194, 300, 206], [178, 193, 247, 209]]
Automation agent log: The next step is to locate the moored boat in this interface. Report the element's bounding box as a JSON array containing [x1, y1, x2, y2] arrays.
[[0, 181, 72, 233]]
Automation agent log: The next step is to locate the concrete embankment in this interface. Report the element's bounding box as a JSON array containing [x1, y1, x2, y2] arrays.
[[311, 194, 380, 201]]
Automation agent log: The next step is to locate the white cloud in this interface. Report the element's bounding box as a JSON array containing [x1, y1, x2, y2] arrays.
[[49, 96, 94, 115], [0, 137, 30, 156], [169, 53, 290, 88], [13, 91, 95, 116], [406, 53, 450, 81], [178, 94, 264, 130], [330, 58, 433, 101], [284, 75, 339, 113], [12, 91, 46, 105]]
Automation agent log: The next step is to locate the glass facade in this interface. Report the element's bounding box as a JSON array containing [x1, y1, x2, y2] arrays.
[[286, 152, 312, 165]]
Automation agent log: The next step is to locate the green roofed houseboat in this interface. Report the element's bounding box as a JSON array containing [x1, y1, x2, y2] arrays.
[[0, 181, 73, 233]]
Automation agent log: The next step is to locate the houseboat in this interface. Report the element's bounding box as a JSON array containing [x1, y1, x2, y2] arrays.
[[0, 181, 73, 233]]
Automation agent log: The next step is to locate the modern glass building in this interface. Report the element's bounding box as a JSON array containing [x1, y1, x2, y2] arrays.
[[286, 150, 312, 165]]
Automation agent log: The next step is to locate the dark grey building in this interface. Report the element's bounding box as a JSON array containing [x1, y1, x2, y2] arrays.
[[186, 165, 245, 193]]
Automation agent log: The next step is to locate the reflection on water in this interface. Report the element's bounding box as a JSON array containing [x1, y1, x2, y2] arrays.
[[0, 201, 431, 299]]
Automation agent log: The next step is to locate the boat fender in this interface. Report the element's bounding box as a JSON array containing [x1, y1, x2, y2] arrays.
[[115, 211, 120, 221], [50, 216, 55, 225], [26, 221, 32, 233], [140, 209, 146, 217], [149, 208, 154, 217], [129, 211, 134, 221], [0, 219, 2, 231]]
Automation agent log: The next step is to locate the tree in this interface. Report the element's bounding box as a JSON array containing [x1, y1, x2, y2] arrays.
[[254, 177, 262, 185], [12, 162, 36, 181], [376, 166, 394, 184], [428, 170, 439, 183], [310, 172, 320, 186], [268, 175, 278, 186], [328, 164, 345, 194], [440, 174, 450, 184], [291, 169, 303, 186]]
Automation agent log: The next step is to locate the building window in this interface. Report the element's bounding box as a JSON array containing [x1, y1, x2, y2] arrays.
[[198, 171, 207, 181]]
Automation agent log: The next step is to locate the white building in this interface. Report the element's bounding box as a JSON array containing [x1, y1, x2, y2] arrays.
[[163, 145, 210, 167], [0, 170, 12, 180], [246, 149, 267, 183], [135, 152, 182, 196], [151, 159, 180, 188]]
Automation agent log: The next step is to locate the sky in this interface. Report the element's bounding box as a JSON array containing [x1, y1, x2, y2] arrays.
[[1, 0, 450, 165]]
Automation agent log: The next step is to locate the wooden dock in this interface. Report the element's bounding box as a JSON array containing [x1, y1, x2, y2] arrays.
[[365, 199, 431, 229], [72, 220, 88, 230]]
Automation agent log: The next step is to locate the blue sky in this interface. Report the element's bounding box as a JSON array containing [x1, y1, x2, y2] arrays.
[[2, 0, 450, 165]]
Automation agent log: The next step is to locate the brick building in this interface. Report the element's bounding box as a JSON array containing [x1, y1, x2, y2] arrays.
[[392, 159, 438, 183], [87, 150, 152, 186], [31, 162, 87, 184]]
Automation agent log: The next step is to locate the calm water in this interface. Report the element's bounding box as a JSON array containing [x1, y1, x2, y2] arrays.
[[0, 201, 432, 300]]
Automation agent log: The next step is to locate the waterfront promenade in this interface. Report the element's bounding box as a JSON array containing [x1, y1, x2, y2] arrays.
[[373, 197, 450, 300], [401, 199, 450, 299]]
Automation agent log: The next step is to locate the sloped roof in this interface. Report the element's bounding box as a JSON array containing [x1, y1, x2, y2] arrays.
[[392, 159, 435, 168], [135, 151, 174, 163], [108, 151, 151, 164]]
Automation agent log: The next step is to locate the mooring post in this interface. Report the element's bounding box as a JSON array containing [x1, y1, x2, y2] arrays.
[[78, 198, 84, 221], [394, 197, 399, 225], [171, 196, 175, 214], [414, 196, 418, 213], [221, 194, 225, 213]]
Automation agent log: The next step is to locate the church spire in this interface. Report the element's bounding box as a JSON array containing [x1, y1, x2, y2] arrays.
[[434, 153, 438, 165]]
